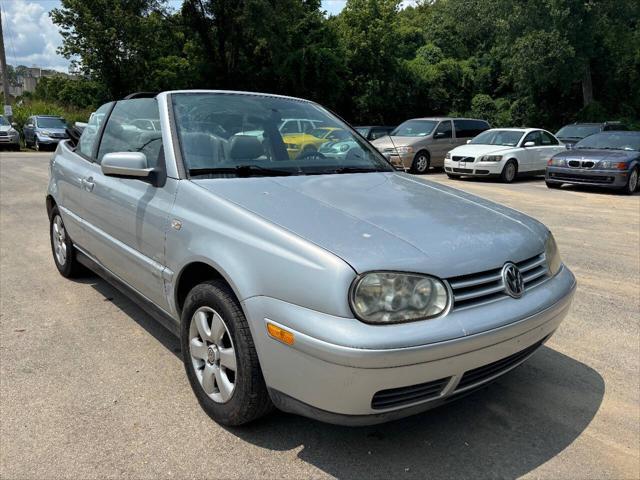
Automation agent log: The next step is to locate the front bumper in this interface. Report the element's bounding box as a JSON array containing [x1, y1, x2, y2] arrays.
[[36, 135, 64, 145], [243, 266, 576, 425], [444, 159, 501, 176], [546, 166, 629, 188], [0, 135, 20, 145], [382, 151, 413, 169]]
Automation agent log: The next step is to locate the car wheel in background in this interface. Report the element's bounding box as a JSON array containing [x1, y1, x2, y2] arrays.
[[545, 181, 562, 189], [622, 167, 639, 195], [500, 160, 517, 183], [446, 173, 461, 180], [49, 206, 84, 278], [181, 280, 272, 426], [411, 151, 430, 174], [34, 139, 40, 151]]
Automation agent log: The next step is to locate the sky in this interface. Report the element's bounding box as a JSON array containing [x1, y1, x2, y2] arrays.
[[0, 0, 350, 73]]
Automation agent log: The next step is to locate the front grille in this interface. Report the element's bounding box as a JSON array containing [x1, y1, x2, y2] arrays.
[[568, 159, 595, 169], [0, 132, 8, 137], [448, 253, 548, 310], [371, 377, 450, 409], [452, 167, 473, 173], [549, 172, 614, 184], [455, 337, 546, 391], [49, 132, 67, 139], [452, 156, 474, 162]]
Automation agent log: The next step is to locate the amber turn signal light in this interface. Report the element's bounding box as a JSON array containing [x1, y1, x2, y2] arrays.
[[266, 322, 295, 345]]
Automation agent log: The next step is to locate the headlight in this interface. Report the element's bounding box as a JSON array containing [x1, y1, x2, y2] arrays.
[[545, 233, 562, 276], [548, 157, 566, 167], [396, 146, 414, 154], [445, 152, 451, 160], [339, 144, 350, 152], [480, 155, 502, 162], [40, 130, 51, 137], [350, 272, 449, 324], [598, 161, 627, 170]]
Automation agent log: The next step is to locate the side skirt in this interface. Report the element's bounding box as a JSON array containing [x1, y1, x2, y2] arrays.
[[76, 249, 180, 337]]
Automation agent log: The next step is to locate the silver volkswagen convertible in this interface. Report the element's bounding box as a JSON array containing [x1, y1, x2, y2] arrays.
[[47, 91, 576, 426]]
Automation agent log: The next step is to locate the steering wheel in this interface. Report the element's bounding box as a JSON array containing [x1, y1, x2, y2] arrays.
[[296, 148, 326, 161]]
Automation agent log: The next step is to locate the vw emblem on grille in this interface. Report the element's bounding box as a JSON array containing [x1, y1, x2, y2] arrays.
[[502, 262, 525, 298]]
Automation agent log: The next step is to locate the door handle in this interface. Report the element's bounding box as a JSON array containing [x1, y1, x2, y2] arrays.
[[84, 176, 95, 192]]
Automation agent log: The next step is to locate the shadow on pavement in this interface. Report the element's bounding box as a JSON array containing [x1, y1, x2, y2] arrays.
[[230, 347, 603, 479], [83, 275, 604, 479]]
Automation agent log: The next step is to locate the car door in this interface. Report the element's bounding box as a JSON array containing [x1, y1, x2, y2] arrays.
[[538, 130, 565, 170], [79, 98, 175, 310], [520, 130, 544, 172], [431, 120, 453, 167]]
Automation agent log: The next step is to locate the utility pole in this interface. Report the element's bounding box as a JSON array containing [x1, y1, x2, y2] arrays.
[[0, 7, 13, 121]]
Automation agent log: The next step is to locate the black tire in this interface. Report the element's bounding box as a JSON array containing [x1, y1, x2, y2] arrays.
[[34, 139, 40, 151], [411, 151, 430, 174], [500, 160, 518, 183], [545, 181, 561, 189], [446, 173, 461, 180], [49, 205, 84, 278], [621, 167, 639, 195], [181, 280, 272, 426]]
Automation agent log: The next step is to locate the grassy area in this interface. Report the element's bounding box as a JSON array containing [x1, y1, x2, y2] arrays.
[[11, 100, 92, 132]]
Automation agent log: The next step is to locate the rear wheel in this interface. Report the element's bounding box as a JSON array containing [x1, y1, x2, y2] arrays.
[[500, 160, 517, 183], [181, 280, 272, 426], [411, 151, 430, 174], [621, 167, 639, 195]]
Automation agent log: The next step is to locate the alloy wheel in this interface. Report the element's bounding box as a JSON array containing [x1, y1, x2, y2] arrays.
[[505, 163, 516, 182], [415, 155, 428, 173], [189, 306, 237, 403], [629, 168, 638, 193], [52, 215, 67, 266]]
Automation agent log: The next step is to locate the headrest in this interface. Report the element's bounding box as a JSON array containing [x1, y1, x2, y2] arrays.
[[229, 135, 263, 160]]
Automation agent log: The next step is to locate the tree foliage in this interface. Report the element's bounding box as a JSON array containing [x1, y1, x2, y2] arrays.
[[47, 0, 639, 128]]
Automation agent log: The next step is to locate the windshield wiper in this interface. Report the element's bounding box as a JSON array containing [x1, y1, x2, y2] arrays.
[[189, 165, 293, 178], [313, 166, 387, 175]]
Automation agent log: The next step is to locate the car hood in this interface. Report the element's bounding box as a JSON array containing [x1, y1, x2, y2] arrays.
[[0, 125, 13, 132], [448, 144, 516, 157], [372, 136, 424, 149], [193, 173, 547, 278], [553, 148, 638, 161]]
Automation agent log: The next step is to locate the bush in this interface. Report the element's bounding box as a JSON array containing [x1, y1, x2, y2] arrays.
[[11, 100, 92, 132]]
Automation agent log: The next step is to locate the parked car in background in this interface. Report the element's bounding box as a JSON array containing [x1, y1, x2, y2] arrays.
[[444, 128, 566, 183], [555, 121, 628, 148], [372, 117, 490, 173], [0, 115, 21, 150], [23, 115, 69, 151], [355, 125, 395, 141], [47, 90, 575, 426], [283, 127, 350, 159], [546, 131, 640, 195]]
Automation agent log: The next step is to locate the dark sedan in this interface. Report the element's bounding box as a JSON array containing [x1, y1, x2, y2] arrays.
[[546, 131, 639, 195]]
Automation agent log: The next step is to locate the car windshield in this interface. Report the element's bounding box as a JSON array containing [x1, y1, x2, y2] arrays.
[[390, 120, 437, 137], [171, 92, 393, 177], [470, 130, 524, 146], [0, 116, 8, 126], [574, 132, 640, 151], [37, 117, 66, 129], [555, 124, 600, 139]]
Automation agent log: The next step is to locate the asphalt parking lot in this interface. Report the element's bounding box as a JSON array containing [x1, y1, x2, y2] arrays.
[[1, 151, 638, 479]]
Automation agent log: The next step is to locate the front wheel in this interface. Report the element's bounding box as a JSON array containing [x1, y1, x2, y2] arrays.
[[181, 280, 272, 426], [621, 167, 639, 195], [49, 206, 84, 278], [34, 139, 40, 151], [411, 152, 430, 174], [500, 160, 518, 183]]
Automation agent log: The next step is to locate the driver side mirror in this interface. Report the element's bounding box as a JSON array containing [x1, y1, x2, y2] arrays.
[[101, 152, 153, 178], [11, 122, 17, 128], [434, 132, 446, 139], [466, 139, 471, 144], [523, 141, 535, 147]]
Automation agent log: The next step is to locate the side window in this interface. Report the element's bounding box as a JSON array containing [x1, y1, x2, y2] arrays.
[[300, 120, 314, 133], [370, 128, 385, 140], [435, 120, 452, 139], [280, 120, 299, 134], [78, 102, 113, 159], [540, 131, 558, 145], [523, 131, 542, 146], [97, 98, 162, 167], [454, 120, 470, 138], [472, 120, 490, 135]]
